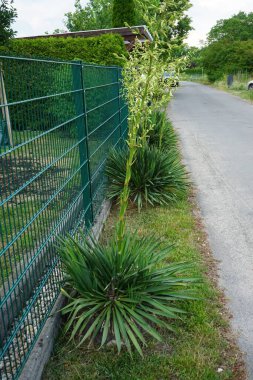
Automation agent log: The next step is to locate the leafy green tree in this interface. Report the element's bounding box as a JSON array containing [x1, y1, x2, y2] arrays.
[[184, 45, 203, 69], [112, 0, 136, 27], [65, 0, 113, 31], [201, 40, 253, 82], [207, 11, 253, 44], [195, 12, 253, 82], [0, 0, 17, 44]]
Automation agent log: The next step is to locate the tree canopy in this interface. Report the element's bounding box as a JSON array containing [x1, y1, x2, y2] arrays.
[[201, 39, 253, 82], [0, 0, 17, 44], [112, 0, 136, 27], [65, 0, 113, 31], [207, 11, 253, 44]]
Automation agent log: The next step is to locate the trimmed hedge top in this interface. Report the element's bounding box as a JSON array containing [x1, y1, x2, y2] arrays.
[[0, 34, 127, 66]]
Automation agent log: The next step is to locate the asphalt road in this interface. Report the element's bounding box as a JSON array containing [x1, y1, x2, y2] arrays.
[[168, 82, 253, 379]]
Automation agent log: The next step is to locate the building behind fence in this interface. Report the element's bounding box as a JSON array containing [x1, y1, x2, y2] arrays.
[[0, 55, 128, 379]]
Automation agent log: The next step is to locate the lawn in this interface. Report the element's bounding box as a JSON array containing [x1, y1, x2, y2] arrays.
[[42, 194, 245, 380]]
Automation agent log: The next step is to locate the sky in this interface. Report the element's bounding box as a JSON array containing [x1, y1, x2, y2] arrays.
[[14, 0, 76, 37], [14, 0, 253, 45], [187, 0, 253, 46]]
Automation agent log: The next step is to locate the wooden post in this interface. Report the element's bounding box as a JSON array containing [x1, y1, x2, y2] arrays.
[[0, 62, 13, 146]]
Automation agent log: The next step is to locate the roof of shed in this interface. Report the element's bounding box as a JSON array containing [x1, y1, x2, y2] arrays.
[[17, 26, 153, 44]]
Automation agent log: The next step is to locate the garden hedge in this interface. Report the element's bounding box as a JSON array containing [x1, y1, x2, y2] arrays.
[[0, 34, 127, 66]]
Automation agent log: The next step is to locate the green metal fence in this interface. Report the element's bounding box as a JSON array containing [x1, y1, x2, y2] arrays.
[[0, 55, 128, 379]]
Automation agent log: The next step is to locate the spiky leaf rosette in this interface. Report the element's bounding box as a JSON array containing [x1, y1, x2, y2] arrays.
[[58, 233, 197, 356], [106, 145, 188, 210], [140, 111, 178, 151]]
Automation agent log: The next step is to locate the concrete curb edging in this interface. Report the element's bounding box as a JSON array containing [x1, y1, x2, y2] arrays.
[[19, 199, 112, 380]]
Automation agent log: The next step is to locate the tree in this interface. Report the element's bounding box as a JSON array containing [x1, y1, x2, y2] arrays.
[[200, 11, 253, 82], [183, 45, 202, 68], [0, 0, 17, 44], [201, 40, 253, 82], [207, 12, 253, 44], [65, 0, 113, 31], [112, 0, 136, 27]]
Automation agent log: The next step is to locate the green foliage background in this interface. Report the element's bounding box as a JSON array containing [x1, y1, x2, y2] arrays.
[[65, 0, 113, 32]]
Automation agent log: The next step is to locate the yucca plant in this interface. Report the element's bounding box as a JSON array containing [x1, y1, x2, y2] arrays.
[[143, 111, 178, 151], [58, 0, 195, 358], [106, 145, 188, 210], [58, 233, 197, 356]]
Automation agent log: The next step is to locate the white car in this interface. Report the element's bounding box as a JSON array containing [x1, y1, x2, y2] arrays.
[[164, 72, 179, 87], [248, 80, 253, 90]]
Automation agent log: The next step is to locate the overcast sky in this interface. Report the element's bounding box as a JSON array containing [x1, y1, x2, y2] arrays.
[[187, 0, 253, 46], [14, 0, 253, 46]]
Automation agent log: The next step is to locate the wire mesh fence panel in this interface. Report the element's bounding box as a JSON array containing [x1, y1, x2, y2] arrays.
[[83, 64, 121, 218], [0, 56, 127, 379]]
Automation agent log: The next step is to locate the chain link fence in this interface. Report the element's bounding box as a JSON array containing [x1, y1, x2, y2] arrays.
[[0, 55, 128, 379]]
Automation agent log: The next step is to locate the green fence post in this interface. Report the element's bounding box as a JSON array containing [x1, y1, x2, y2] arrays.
[[72, 61, 94, 227]]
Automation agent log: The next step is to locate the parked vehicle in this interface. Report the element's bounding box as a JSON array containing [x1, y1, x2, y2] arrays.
[[164, 72, 179, 87], [247, 80, 253, 90]]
